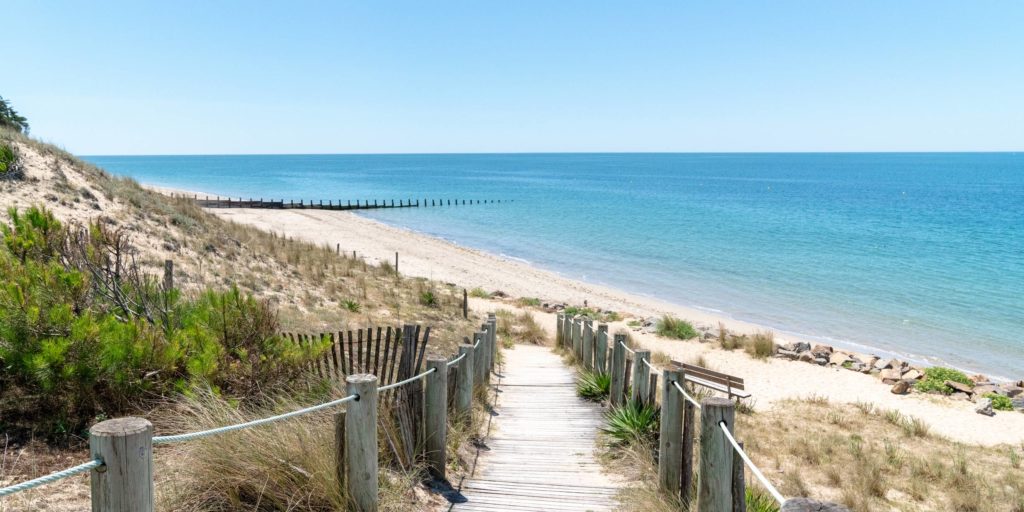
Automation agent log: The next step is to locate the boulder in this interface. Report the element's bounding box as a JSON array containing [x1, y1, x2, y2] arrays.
[[970, 374, 990, 384], [891, 380, 912, 395], [973, 384, 1000, 396], [901, 368, 922, 380], [873, 358, 893, 370], [847, 362, 865, 372], [776, 349, 799, 360], [814, 357, 829, 366], [880, 369, 902, 384], [829, 352, 851, 366], [1000, 384, 1023, 398], [811, 344, 833, 358], [798, 351, 815, 363], [951, 392, 971, 401], [792, 341, 811, 353], [860, 366, 874, 374], [1011, 397, 1024, 411], [975, 398, 995, 417], [945, 380, 974, 394], [863, 356, 879, 368]]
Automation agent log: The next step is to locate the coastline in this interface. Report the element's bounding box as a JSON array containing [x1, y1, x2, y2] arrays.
[[149, 185, 1024, 446]]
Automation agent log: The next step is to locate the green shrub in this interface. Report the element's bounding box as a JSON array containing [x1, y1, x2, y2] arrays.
[[746, 487, 781, 512], [516, 297, 541, 307], [343, 299, 361, 313], [656, 314, 698, 340], [602, 400, 659, 446], [913, 367, 972, 395], [745, 331, 776, 360], [0, 144, 21, 179], [468, 287, 490, 298], [985, 393, 1014, 411], [576, 370, 611, 401], [419, 290, 437, 306]]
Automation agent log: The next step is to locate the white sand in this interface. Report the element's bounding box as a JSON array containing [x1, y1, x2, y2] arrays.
[[165, 196, 1023, 446]]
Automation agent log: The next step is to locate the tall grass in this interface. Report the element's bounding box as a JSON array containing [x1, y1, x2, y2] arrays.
[[656, 315, 698, 340]]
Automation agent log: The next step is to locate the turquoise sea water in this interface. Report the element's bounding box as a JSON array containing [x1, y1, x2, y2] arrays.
[[84, 153, 1024, 379]]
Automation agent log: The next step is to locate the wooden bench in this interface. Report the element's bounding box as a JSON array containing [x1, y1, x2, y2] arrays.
[[672, 361, 751, 399]]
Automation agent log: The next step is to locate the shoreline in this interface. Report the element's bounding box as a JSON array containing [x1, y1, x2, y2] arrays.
[[148, 184, 1024, 445]]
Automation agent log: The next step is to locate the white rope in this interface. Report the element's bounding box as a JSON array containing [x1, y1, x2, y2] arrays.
[[0, 459, 103, 497], [378, 367, 436, 392], [642, 358, 657, 372], [672, 381, 702, 409], [473, 338, 481, 349], [720, 421, 785, 505], [446, 352, 467, 367], [619, 340, 636, 355], [153, 393, 358, 444]]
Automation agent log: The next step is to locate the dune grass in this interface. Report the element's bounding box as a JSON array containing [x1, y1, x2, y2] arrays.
[[656, 314, 699, 340]]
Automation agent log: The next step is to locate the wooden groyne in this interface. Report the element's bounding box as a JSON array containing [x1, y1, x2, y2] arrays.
[[170, 194, 511, 210]]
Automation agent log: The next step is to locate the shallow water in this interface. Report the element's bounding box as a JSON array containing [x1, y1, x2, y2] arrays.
[[85, 153, 1024, 378]]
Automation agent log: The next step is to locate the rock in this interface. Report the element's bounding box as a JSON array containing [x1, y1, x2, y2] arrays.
[[811, 344, 833, 358], [829, 352, 851, 366], [999, 384, 1023, 398], [945, 380, 974, 394], [776, 349, 799, 360], [491, 290, 508, 298], [1011, 397, 1024, 411], [880, 369, 902, 384], [873, 358, 893, 370], [973, 384, 999, 396], [814, 357, 829, 366], [975, 398, 995, 417], [891, 380, 912, 395], [798, 351, 815, 363], [863, 356, 879, 368], [951, 392, 971, 401], [780, 497, 850, 511], [847, 362, 865, 372], [860, 366, 874, 374], [792, 342, 811, 353], [901, 368, 922, 380], [970, 374, 989, 383]]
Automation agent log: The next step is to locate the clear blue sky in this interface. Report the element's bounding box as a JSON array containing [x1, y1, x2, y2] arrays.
[[5, 1, 1023, 154]]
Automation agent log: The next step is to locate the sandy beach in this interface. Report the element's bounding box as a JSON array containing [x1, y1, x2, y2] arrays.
[[151, 186, 1024, 447]]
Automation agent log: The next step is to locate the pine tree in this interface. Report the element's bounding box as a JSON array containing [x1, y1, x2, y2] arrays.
[[0, 96, 30, 133]]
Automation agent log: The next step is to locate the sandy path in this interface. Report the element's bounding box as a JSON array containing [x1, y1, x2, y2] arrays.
[[189, 204, 1024, 446]]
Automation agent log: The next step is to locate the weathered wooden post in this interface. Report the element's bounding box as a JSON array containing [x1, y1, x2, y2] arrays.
[[631, 350, 651, 403], [563, 315, 572, 349], [473, 331, 487, 387], [572, 318, 582, 360], [425, 358, 448, 480], [698, 397, 736, 512], [346, 374, 378, 512], [395, 252, 399, 274], [610, 334, 627, 406], [163, 260, 173, 290], [582, 319, 594, 370], [334, 411, 346, 491], [90, 418, 154, 512], [480, 323, 491, 374], [682, 377, 696, 505], [595, 324, 609, 373], [659, 368, 683, 496], [732, 440, 746, 512], [455, 343, 474, 422], [488, 313, 497, 370], [556, 314, 564, 346], [463, 289, 468, 318]]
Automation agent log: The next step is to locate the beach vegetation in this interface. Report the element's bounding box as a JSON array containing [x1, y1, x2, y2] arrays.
[[913, 366, 972, 394], [0, 144, 23, 180], [985, 393, 1014, 411], [419, 289, 437, 306], [656, 314, 698, 340], [746, 330, 776, 360], [469, 287, 491, 298], [343, 299, 361, 312], [576, 369, 611, 400], [516, 296, 541, 307], [602, 400, 659, 447], [627, 319, 641, 328], [0, 96, 30, 133]]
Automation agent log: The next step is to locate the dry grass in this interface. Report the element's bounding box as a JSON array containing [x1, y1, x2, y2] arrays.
[[495, 309, 547, 346], [737, 399, 1024, 511]]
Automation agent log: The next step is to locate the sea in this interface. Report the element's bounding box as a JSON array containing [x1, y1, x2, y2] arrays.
[[83, 153, 1024, 379]]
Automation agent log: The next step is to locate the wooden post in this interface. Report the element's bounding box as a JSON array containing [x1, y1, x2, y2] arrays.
[[463, 289, 468, 319], [455, 344, 474, 421], [334, 411, 346, 492], [582, 319, 594, 370], [595, 324, 608, 373], [698, 397, 736, 512], [346, 374, 378, 512], [682, 379, 696, 505], [610, 334, 626, 406], [488, 313, 497, 370], [659, 368, 683, 497], [336, 243, 340, 255], [90, 418, 154, 512], [163, 260, 173, 290], [480, 323, 491, 375], [425, 358, 448, 480], [648, 373, 659, 406], [473, 331, 487, 386], [563, 315, 572, 349], [395, 252, 399, 274], [572, 318, 582, 360], [631, 350, 651, 403], [732, 441, 746, 512], [556, 314, 564, 346]]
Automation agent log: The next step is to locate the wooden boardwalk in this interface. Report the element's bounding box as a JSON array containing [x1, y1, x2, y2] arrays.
[[449, 344, 621, 511]]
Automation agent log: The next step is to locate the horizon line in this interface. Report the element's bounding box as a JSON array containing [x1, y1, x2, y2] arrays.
[[81, 149, 1024, 158]]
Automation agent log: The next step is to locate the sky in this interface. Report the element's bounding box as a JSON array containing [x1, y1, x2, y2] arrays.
[[4, 1, 1024, 155]]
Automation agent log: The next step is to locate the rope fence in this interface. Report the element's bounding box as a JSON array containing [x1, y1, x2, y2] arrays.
[[0, 459, 103, 498], [377, 366, 436, 392], [720, 420, 786, 505], [446, 352, 467, 367], [672, 380, 702, 409]]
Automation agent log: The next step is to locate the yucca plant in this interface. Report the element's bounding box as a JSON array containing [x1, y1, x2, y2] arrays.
[[576, 370, 611, 401], [746, 487, 781, 512], [602, 399, 660, 446]]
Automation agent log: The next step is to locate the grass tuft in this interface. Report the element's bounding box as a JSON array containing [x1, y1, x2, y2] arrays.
[[576, 369, 611, 401], [655, 314, 698, 340]]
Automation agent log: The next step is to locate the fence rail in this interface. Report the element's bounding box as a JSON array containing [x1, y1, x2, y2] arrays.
[[555, 312, 846, 512], [173, 194, 512, 211], [0, 316, 501, 512]]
